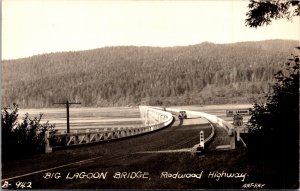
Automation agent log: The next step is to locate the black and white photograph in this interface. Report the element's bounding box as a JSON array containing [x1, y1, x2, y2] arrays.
[[1, 0, 299, 189]]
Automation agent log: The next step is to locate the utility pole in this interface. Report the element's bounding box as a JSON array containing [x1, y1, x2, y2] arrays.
[[53, 101, 81, 133]]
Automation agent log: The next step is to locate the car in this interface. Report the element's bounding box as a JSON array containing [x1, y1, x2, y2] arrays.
[[178, 111, 187, 119]]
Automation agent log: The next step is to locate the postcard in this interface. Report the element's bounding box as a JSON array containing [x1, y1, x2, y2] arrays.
[[1, 0, 299, 189]]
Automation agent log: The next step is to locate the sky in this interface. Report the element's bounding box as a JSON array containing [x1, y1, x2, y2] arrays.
[[2, 0, 300, 60]]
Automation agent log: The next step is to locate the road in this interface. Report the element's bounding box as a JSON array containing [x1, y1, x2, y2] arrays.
[[1, 116, 219, 189]]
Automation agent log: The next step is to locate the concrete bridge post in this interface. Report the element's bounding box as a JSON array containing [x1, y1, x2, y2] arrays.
[[45, 131, 52, 153]]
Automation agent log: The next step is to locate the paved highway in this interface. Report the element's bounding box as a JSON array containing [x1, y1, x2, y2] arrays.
[[2, 116, 217, 189]]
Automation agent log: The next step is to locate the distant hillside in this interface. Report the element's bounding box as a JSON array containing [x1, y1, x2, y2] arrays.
[[2, 40, 299, 108]]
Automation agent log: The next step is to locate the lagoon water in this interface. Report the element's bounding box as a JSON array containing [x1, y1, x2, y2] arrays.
[[17, 104, 252, 132], [18, 106, 143, 132]]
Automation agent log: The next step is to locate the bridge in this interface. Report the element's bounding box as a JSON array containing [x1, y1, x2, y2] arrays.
[[2, 106, 243, 189], [45, 106, 174, 152]]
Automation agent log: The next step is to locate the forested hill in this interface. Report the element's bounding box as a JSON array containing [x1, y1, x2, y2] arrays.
[[2, 40, 299, 108]]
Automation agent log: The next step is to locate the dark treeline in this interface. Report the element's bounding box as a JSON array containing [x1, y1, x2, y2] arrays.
[[2, 40, 298, 108]]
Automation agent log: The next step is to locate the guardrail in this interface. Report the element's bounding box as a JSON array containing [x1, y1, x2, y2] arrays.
[[189, 117, 215, 154], [45, 106, 173, 153], [203, 119, 215, 144]]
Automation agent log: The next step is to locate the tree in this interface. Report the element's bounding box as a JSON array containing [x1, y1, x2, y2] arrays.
[[245, 1, 299, 187], [1, 103, 55, 160], [247, 55, 299, 132], [1, 103, 19, 150], [245, 0, 300, 28], [246, 55, 299, 188]]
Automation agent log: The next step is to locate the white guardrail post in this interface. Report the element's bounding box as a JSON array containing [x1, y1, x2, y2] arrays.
[[199, 131, 205, 149], [45, 106, 173, 152]]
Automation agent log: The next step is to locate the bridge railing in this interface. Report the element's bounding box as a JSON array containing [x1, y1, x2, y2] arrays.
[[45, 106, 173, 153]]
